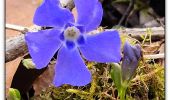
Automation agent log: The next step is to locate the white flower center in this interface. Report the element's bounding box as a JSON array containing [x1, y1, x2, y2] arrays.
[[64, 26, 80, 41]]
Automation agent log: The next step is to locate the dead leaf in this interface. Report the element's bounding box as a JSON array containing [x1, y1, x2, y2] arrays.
[[6, 57, 21, 97], [142, 41, 163, 55], [33, 64, 55, 95]]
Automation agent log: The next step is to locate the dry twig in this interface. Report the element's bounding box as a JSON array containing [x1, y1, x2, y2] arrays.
[[118, 0, 135, 26], [6, 24, 29, 33], [143, 53, 164, 59], [118, 27, 164, 41]]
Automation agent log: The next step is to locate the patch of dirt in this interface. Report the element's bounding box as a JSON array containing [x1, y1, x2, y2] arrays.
[[6, 0, 38, 38]]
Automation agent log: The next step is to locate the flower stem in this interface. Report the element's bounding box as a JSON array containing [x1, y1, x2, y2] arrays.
[[119, 82, 128, 100], [120, 86, 127, 100]]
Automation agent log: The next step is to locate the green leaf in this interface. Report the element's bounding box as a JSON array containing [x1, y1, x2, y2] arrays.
[[8, 88, 21, 100], [22, 59, 36, 69], [110, 63, 122, 90]]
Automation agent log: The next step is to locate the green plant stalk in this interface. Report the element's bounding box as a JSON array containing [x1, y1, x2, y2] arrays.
[[120, 85, 127, 100], [119, 81, 128, 100]]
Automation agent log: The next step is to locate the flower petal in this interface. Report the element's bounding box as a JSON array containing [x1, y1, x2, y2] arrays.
[[79, 30, 121, 63], [53, 47, 91, 86], [34, 0, 74, 27], [85, 2, 103, 32], [74, 0, 98, 25], [25, 29, 62, 69]]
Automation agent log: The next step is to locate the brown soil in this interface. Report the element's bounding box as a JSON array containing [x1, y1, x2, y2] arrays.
[[6, 0, 38, 38]]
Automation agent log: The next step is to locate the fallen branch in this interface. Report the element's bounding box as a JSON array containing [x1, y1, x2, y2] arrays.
[[6, 24, 28, 33], [143, 53, 164, 59], [118, 27, 164, 41], [5, 26, 164, 62], [6, 34, 28, 62]]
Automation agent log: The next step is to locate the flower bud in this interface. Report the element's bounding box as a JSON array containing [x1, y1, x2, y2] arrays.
[[122, 42, 142, 82]]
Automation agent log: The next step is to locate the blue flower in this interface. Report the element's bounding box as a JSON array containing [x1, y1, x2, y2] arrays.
[[25, 0, 121, 87]]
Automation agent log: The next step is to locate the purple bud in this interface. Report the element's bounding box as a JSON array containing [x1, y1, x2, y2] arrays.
[[122, 42, 142, 82]]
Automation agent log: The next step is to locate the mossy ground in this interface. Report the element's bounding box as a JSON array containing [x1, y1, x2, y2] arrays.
[[32, 29, 164, 99], [32, 60, 164, 100]]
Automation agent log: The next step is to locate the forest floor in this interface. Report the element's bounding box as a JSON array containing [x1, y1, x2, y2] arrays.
[[6, 0, 165, 99]]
